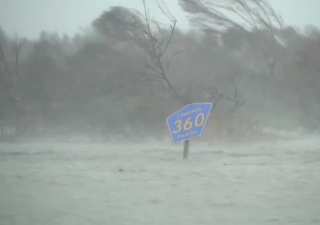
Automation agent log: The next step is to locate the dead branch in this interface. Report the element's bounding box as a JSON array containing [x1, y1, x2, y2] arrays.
[[166, 50, 183, 70], [203, 77, 245, 114], [140, 0, 184, 99]]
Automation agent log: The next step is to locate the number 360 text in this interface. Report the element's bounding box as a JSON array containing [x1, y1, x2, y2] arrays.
[[172, 113, 205, 134]]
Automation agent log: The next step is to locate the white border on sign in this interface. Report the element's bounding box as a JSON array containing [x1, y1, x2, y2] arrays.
[[166, 102, 213, 144]]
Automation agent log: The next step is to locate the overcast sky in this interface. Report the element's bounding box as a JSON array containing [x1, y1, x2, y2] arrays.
[[0, 0, 319, 39]]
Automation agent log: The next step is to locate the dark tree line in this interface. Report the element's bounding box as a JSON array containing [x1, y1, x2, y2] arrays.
[[0, 0, 320, 141]]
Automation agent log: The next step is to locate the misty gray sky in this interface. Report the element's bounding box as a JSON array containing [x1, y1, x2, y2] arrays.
[[1, 0, 320, 39]]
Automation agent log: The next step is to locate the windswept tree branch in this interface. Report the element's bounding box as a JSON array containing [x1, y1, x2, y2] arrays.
[[179, 0, 283, 34], [92, 1, 187, 103], [166, 50, 183, 70], [139, 0, 184, 99], [203, 77, 245, 114], [179, 0, 285, 76]]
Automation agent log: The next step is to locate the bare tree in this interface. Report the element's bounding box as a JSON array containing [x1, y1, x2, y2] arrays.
[[93, 1, 186, 103], [179, 0, 285, 77], [93, 0, 245, 112], [0, 42, 21, 97], [0, 40, 25, 138], [138, 0, 184, 98]]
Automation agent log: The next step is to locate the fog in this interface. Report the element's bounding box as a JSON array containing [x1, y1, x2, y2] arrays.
[[0, 0, 320, 224], [0, 0, 320, 142]]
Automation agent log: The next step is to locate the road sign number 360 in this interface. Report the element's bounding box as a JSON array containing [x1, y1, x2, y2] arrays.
[[167, 103, 212, 143], [172, 113, 205, 133]]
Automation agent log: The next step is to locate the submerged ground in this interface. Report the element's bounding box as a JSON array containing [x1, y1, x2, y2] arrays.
[[0, 137, 320, 225]]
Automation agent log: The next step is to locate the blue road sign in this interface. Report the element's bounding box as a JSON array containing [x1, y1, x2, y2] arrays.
[[166, 102, 213, 143]]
